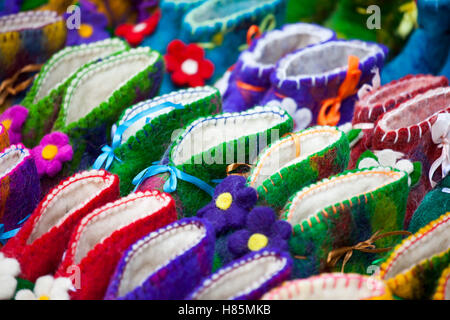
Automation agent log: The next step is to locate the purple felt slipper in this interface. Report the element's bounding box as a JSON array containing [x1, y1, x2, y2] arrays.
[[0, 145, 40, 240], [260, 40, 388, 127], [222, 23, 335, 113], [187, 250, 292, 300], [104, 218, 215, 300]]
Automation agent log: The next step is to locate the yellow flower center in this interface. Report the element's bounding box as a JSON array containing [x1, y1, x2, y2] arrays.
[[1, 119, 12, 130], [38, 295, 50, 300], [247, 233, 268, 251], [215, 192, 232, 210], [79, 24, 94, 38], [42, 144, 59, 160]]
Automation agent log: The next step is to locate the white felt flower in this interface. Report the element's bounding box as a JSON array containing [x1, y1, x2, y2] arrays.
[[15, 275, 73, 300], [357, 67, 380, 100], [358, 149, 414, 185], [267, 98, 312, 131], [0, 253, 21, 300]]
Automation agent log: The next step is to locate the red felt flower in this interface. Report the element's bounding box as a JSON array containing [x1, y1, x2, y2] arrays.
[[164, 40, 215, 87], [115, 9, 161, 47]]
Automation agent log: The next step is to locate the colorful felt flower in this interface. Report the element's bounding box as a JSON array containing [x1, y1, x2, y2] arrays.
[[197, 176, 257, 235], [0, 253, 20, 300], [31, 132, 73, 178], [15, 275, 73, 300], [115, 9, 160, 47], [64, 0, 110, 46], [267, 98, 312, 131], [0, 105, 28, 144], [165, 40, 215, 87], [227, 207, 292, 259]]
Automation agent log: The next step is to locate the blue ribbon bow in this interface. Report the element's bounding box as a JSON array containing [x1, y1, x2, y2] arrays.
[[0, 215, 30, 245], [132, 162, 215, 196], [93, 102, 184, 170]]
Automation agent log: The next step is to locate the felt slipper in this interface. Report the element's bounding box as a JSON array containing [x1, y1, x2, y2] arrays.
[[1, 170, 119, 282], [379, 212, 450, 300], [187, 250, 292, 300], [104, 218, 215, 300], [260, 40, 388, 126], [246, 126, 350, 212], [0, 10, 66, 82], [134, 105, 293, 217], [95, 86, 221, 195], [433, 266, 450, 300], [20, 39, 129, 147], [56, 190, 177, 300], [222, 23, 335, 113], [281, 167, 410, 279], [262, 273, 393, 300], [0, 144, 40, 242]]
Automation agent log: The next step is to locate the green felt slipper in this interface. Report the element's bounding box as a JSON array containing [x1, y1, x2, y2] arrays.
[[281, 166, 410, 279], [20, 39, 129, 147], [134, 105, 293, 217], [94, 86, 222, 195], [246, 126, 350, 212]]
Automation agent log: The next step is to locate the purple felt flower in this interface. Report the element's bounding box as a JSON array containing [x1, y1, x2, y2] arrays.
[[227, 207, 292, 259], [0, 105, 28, 144], [31, 132, 73, 178], [196, 175, 257, 235], [64, 0, 110, 46]]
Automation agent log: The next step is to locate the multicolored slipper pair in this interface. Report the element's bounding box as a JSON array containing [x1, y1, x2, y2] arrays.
[[93, 86, 222, 195], [1, 170, 178, 300]]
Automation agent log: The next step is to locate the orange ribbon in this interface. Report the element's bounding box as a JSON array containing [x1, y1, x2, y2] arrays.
[[235, 80, 266, 93], [247, 25, 262, 46], [226, 163, 253, 178], [326, 230, 412, 273], [0, 64, 42, 107], [282, 133, 301, 158], [318, 55, 362, 126]]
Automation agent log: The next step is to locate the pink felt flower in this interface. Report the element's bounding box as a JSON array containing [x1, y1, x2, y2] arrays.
[[0, 105, 28, 144], [31, 132, 73, 178]]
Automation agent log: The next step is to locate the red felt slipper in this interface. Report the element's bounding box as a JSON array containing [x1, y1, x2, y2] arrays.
[[55, 190, 177, 300], [1, 170, 120, 282]]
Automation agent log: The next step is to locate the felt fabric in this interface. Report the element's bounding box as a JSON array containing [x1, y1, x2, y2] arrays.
[[285, 0, 336, 24], [222, 23, 336, 113], [282, 167, 409, 279], [433, 266, 450, 300], [408, 174, 450, 234], [1, 170, 120, 282], [0, 10, 66, 82], [104, 218, 215, 300], [56, 190, 178, 300], [262, 273, 393, 300], [0, 124, 10, 152], [379, 212, 450, 300], [135, 105, 293, 218], [187, 250, 292, 300], [246, 126, 350, 212], [21, 39, 129, 148], [354, 87, 450, 228], [0, 144, 40, 234], [260, 40, 388, 126], [108, 86, 222, 196]]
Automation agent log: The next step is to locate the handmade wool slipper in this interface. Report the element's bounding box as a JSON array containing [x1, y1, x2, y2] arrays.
[[378, 212, 450, 300], [20, 38, 129, 147], [56, 190, 177, 300], [259, 40, 388, 127], [262, 273, 393, 300], [433, 266, 450, 300], [358, 88, 450, 228], [179, 0, 287, 83], [222, 23, 336, 113], [246, 126, 350, 212], [142, 0, 206, 53], [1, 170, 120, 282], [0, 10, 66, 82], [281, 166, 410, 279], [96, 86, 222, 196], [0, 144, 40, 242], [134, 105, 293, 218], [187, 250, 292, 300], [49, 47, 164, 178], [408, 174, 450, 234], [0, 124, 9, 152], [104, 218, 215, 300]]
